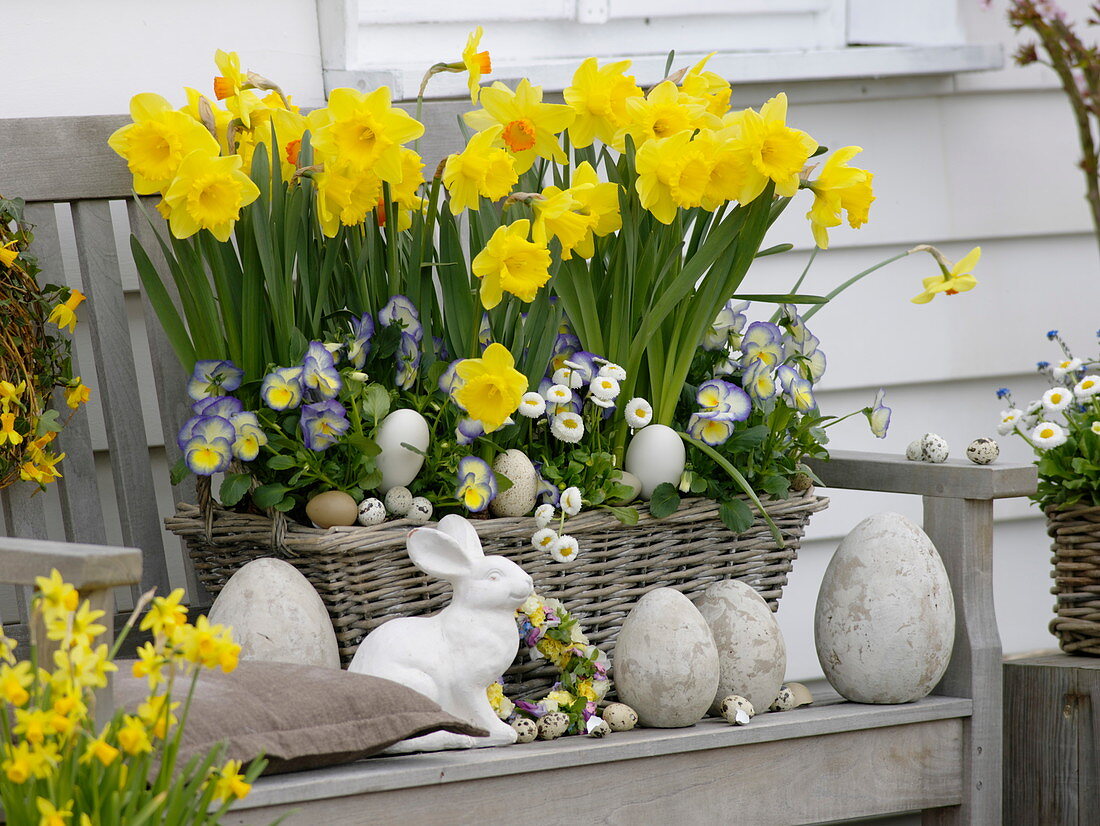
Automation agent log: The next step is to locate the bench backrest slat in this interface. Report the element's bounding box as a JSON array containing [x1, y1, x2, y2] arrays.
[[69, 200, 170, 598]]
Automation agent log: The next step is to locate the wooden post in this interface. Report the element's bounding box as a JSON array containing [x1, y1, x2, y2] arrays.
[[921, 497, 1001, 826]]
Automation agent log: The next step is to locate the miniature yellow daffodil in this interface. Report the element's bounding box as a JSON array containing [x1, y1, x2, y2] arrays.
[[34, 570, 79, 618], [47, 289, 85, 334], [211, 760, 253, 802], [140, 587, 188, 638], [116, 715, 152, 756], [454, 343, 528, 432], [0, 661, 34, 706], [805, 146, 875, 249], [79, 733, 120, 767], [564, 57, 643, 148], [108, 93, 220, 195], [162, 151, 260, 242], [461, 26, 492, 103], [442, 125, 518, 215], [464, 79, 574, 173], [0, 240, 18, 268], [910, 246, 981, 304], [471, 220, 552, 309]]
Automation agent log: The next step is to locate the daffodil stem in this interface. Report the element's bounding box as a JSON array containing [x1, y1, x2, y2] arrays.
[[802, 250, 910, 322]]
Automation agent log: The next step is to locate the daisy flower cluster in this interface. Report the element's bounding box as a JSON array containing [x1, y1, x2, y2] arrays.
[[486, 593, 611, 736], [995, 329, 1100, 508]]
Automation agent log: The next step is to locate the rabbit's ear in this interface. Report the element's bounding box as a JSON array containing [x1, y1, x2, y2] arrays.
[[435, 514, 485, 558], [406, 525, 476, 581]]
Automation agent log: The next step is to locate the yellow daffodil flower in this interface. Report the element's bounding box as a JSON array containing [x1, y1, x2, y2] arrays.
[[132, 641, 167, 690], [36, 797, 73, 826], [454, 343, 528, 432], [314, 162, 382, 238], [180, 87, 234, 153], [3, 742, 34, 783], [462, 26, 492, 103], [34, 570, 79, 618], [680, 53, 732, 117], [564, 57, 643, 148], [731, 93, 818, 200], [108, 93, 220, 195], [442, 125, 518, 215], [0, 413, 22, 446], [211, 760, 253, 802], [472, 220, 552, 308], [235, 97, 307, 180], [307, 87, 424, 182], [911, 246, 981, 304], [116, 715, 152, 756], [213, 49, 247, 101], [47, 289, 85, 334], [0, 240, 18, 268], [0, 661, 34, 706], [65, 378, 91, 410], [636, 130, 716, 224], [140, 587, 188, 638], [79, 734, 120, 767], [618, 80, 710, 151], [464, 79, 574, 173], [806, 146, 875, 249], [162, 151, 260, 242], [532, 162, 621, 260], [0, 380, 25, 413], [138, 694, 180, 740]]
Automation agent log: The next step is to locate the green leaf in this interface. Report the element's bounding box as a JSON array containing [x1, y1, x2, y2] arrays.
[[759, 475, 791, 498], [602, 505, 640, 526], [495, 472, 514, 495], [267, 454, 296, 470], [347, 434, 382, 458], [719, 498, 754, 533], [169, 457, 190, 486], [253, 483, 291, 509], [129, 236, 197, 368], [219, 473, 252, 507], [649, 482, 681, 518], [735, 293, 829, 304], [274, 497, 298, 512], [754, 243, 794, 258], [361, 384, 391, 424], [35, 408, 61, 436]]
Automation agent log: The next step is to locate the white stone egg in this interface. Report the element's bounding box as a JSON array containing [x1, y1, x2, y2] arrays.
[[624, 424, 686, 500], [208, 558, 339, 669], [815, 512, 956, 704], [609, 470, 642, 504], [490, 449, 538, 517], [375, 409, 430, 493], [614, 587, 719, 728], [695, 580, 786, 716]]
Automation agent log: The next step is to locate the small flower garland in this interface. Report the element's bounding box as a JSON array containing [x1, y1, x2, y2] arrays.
[[487, 593, 610, 735]]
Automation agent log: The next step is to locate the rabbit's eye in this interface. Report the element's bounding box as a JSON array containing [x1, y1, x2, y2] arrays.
[[488, 570, 502, 581]]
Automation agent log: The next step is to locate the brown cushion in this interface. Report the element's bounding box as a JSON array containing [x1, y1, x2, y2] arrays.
[[114, 660, 487, 775]]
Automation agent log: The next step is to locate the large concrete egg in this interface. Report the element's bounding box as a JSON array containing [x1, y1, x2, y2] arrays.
[[814, 512, 955, 704], [613, 588, 719, 727]]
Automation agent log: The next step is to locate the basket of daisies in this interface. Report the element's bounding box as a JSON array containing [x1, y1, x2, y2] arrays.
[[109, 34, 935, 677]]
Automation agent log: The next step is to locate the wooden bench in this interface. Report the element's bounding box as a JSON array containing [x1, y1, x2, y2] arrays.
[[0, 114, 1038, 825]]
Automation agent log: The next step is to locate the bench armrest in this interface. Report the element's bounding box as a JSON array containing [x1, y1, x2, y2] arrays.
[[0, 536, 142, 591]]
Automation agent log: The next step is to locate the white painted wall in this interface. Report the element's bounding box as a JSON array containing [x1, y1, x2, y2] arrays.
[[4, 0, 1092, 684]]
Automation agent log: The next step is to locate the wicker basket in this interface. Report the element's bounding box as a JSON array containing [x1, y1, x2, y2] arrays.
[[168, 488, 827, 696], [1048, 501, 1100, 656]]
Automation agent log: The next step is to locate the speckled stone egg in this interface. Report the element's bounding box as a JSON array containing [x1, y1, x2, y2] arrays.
[[769, 685, 796, 712], [905, 439, 923, 462], [511, 717, 538, 744], [920, 433, 949, 463], [356, 497, 386, 527], [406, 496, 433, 525], [966, 438, 999, 465], [383, 485, 413, 517], [602, 703, 638, 732], [586, 717, 611, 738], [537, 712, 570, 740], [719, 694, 755, 725]]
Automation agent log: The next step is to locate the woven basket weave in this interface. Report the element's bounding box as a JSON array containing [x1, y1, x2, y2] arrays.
[[168, 488, 827, 697], [1048, 501, 1100, 656]]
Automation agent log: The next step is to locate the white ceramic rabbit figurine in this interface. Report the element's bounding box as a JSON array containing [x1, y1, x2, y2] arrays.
[[348, 513, 534, 752]]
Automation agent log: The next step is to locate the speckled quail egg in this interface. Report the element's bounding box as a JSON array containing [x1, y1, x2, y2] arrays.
[[966, 437, 999, 465], [586, 716, 611, 738], [919, 433, 950, 463], [905, 439, 923, 462], [406, 496, 433, 525], [790, 472, 812, 492], [602, 702, 638, 732], [511, 717, 538, 744], [537, 711, 571, 740], [769, 685, 797, 712], [786, 682, 814, 708], [719, 694, 755, 725], [383, 485, 413, 517], [356, 497, 386, 527]]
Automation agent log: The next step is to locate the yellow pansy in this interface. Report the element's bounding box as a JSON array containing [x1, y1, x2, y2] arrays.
[[0, 240, 18, 268], [313, 162, 382, 238], [805, 146, 875, 249], [65, 378, 91, 410], [454, 343, 529, 433], [731, 93, 818, 199], [464, 79, 574, 173], [564, 57, 643, 148], [680, 53, 731, 116], [442, 125, 518, 215], [471, 220, 552, 309], [307, 87, 424, 182], [618, 80, 710, 151], [462, 26, 492, 103], [108, 93, 220, 195], [162, 150, 261, 242], [47, 289, 85, 334], [911, 247, 981, 304]]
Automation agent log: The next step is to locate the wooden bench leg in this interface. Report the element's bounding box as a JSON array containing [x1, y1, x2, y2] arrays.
[[921, 497, 1002, 826]]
